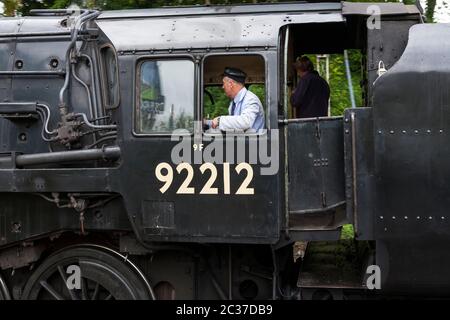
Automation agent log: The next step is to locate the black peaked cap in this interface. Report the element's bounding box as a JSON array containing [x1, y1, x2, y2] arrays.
[[223, 67, 247, 84]]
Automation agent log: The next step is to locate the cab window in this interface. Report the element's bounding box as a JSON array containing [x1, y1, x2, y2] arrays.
[[136, 59, 194, 134], [203, 54, 266, 133]]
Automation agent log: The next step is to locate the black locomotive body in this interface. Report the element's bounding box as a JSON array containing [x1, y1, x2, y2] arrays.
[[0, 1, 446, 300]]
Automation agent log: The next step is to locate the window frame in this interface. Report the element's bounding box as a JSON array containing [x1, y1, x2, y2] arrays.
[[201, 52, 270, 137], [99, 44, 121, 110], [133, 55, 197, 137]]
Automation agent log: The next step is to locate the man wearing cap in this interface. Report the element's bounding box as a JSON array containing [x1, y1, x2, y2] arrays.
[[209, 67, 265, 131], [291, 56, 330, 118]]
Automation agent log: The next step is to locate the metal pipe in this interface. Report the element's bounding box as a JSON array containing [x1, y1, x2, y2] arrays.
[[72, 64, 95, 120], [3, 146, 121, 167], [36, 103, 56, 136], [81, 54, 99, 120], [0, 71, 65, 76], [74, 113, 117, 130], [86, 136, 117, 149], [87, 50, 103, 121], [279, 116, 343, 124], [37, 110, 55, 142], [30, 9, 90, 16], [344, 50, 356, 109], [59, 10, 97, 105], [0, 31, 71, 38]]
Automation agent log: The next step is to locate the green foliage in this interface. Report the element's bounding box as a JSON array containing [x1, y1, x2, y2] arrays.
[[141, 87, 158, 101], [329, 50, 363, 116], [341, 224, 355, 240], [3, 0, 21, 16], [425, 0, 437, 22]]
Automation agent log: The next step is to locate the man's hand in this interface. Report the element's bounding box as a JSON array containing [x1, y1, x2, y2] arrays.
[[211, 117, 220, 129]]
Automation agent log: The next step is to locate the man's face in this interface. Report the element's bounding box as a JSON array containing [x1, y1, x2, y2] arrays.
[[222, 77, 235, 99]]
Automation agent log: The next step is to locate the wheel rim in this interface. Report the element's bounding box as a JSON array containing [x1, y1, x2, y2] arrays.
[[22, 245, 153, 300]]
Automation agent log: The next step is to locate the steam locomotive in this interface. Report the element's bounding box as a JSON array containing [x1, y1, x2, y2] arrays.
[[0, 1, 446, 300]]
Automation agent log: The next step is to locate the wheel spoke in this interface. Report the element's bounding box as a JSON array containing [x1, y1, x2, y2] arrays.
[[104, 293, 113, 300], [81, 277, 89, 300], [40, 280, 64, 300], [91, 283, 100, 300], [57, 265, 78, 300]]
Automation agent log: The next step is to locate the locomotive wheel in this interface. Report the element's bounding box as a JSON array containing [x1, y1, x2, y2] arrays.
[[22, 245, 154, 300]]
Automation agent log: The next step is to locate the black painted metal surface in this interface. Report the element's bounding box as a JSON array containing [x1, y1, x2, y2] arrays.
[[288, 117, 345, 215], [372, 23, 450, 294]]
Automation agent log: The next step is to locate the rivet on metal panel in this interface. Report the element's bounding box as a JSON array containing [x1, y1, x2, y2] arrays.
[[169, 48, 173, 53], [417, 216, 420, 219], [50, 58, 59, 69], [245, 47, 249, 51], [389, 130, 394, 134], [402, 130, 407, 134], [429, 216, 433, 220], [380, 216, 384, 220], [15, 60, 23, 69], [378, 130, 382, 134], [414, 130, 419, 134], [442, 216, 445, 220], [392, 216, 396, 220], [345, 118, 349, 123], [404, 216, 408, 220], [345, 129, 350, 134], [427, 129, 431, 133], [440, 129, 444, 133]]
